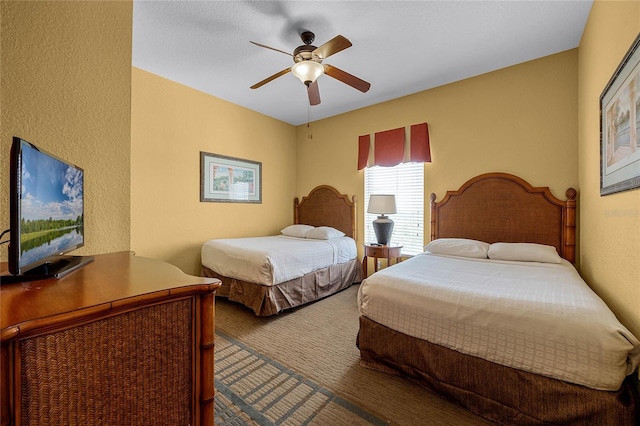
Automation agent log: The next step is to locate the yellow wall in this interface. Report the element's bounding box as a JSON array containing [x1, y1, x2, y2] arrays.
[[0, 0, 132, 260], [3, 1, 637, 346], [296, 50, 579, 259], [578, 0, 640, 338], [130, 68, 297, 274]]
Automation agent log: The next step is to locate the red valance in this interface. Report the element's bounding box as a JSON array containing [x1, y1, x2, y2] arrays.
[[374, 128, 405, 167], [357, 135, 370, 170], [410, 123, 431, 163], [357, 122, 431, 170]]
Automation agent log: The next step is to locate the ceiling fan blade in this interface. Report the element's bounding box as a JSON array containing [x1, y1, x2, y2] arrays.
[[312, 35, 352, 60], [250, 41, 293, 57], [324, 65, 371, 93], [250, 68, 291, 89], [307, 81, 321, 106]]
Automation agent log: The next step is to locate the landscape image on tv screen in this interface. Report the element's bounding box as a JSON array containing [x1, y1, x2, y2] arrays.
[[19, 143, 84, 270]]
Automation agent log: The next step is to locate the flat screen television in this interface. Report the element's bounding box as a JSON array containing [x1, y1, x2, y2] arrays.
[[5, 137, 94, 282]]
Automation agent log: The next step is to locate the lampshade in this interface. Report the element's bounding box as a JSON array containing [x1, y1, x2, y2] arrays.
[[367, 194, 397, 215], [368, 194, 396, 245], [291, 61, 324, 85]]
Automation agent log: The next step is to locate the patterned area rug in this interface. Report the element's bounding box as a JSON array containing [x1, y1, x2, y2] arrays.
[[215, 392, 256, 426], [214, 331, 387, 426]]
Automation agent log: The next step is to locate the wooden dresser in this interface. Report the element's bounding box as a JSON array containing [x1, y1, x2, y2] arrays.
[[0, 252, 221, 426]]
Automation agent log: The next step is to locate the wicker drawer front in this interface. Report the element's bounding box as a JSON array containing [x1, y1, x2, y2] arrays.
[[19, 299, 193, 426]]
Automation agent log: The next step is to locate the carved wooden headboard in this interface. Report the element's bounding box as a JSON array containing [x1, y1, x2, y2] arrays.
[[294, 185, 357, 239], [430, 172, 576, 262]]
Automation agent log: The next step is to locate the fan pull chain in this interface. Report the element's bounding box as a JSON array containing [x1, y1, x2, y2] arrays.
[[307, 105, 313, 139]]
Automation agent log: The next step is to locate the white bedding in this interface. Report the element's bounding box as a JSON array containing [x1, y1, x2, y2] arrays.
[[201, 235, 357, 286], [357, 253, 640, 391]]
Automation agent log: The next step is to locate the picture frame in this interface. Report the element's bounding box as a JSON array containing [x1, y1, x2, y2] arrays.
[[200, 152, 262, 203], [600, 33, 640, 196]]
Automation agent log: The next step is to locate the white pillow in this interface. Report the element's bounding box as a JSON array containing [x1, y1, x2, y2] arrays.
[[488, 242, 562, 264], [424, 238, 489, 259], [305, 226, 345, 240], [281, 224, 315, 238]]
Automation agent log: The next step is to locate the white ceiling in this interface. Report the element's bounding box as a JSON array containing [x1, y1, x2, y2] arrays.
[[132, 0, 592, 126]]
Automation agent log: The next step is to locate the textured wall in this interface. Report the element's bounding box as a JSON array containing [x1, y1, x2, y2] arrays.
[[578, 1, 640, 338], [0, 1, 133, 260], [130, 68, 297, 275], [295, 50, 579, 260]]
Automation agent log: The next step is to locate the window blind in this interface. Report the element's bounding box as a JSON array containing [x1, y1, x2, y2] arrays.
[[364, 162, 424, 256]]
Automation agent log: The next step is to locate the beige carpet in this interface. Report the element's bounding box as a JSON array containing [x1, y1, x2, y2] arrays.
[[215, 331, 387, 425], [215, 284, 494, 426]]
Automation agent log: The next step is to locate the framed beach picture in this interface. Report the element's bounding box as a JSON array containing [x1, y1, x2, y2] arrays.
[[200, 152, 262, 203], [600, 33, 640, 196]]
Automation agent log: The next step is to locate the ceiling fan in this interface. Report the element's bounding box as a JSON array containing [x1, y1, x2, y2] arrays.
[[250, 31, 371, 106]]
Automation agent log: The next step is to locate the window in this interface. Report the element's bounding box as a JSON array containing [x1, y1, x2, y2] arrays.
[[364, 162, 424, 255]]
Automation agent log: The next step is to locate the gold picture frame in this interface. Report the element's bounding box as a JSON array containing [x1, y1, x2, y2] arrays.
[[200, 152, 262, 203]]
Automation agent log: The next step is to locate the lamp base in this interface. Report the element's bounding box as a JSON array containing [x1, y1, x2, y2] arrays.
[[372, 215, 394, 245]]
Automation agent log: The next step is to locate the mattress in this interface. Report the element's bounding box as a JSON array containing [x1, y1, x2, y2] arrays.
[[357, 253, 640, 391], [201, 235, 357, 286]]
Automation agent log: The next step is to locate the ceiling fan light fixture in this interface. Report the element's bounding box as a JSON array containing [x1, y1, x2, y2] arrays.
[[291, 61, 324, 86]]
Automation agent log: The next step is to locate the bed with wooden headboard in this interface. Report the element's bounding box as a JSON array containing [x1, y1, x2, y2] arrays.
[[357, 173, 639, 425], [201, 185, 361, 316]]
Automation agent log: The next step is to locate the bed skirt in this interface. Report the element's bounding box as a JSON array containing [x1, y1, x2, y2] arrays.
[[201, 258, 362, 316], [357, 316, 639, 426]]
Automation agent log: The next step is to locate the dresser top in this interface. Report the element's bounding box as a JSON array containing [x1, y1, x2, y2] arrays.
[[1, 252, 219, 339]]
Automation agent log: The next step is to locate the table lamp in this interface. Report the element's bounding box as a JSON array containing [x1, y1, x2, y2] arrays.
[[367, 194, 397, 245]]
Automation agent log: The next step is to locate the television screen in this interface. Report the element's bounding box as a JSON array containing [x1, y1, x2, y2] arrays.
[[8, 137, 93, 279]]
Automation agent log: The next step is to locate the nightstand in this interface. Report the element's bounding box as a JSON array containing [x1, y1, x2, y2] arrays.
[[363, 244, 403, 277]]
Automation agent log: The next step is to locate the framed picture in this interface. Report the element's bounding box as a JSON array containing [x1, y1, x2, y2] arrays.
[[600, 33, 640, 196], [200, 152, 262, 203]]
